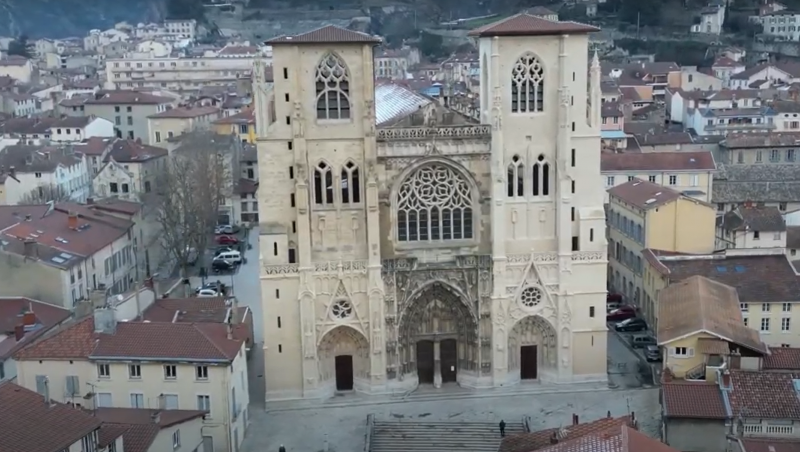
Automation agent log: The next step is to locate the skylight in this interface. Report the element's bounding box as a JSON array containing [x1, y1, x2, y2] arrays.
[[716, 266, 727, 272]]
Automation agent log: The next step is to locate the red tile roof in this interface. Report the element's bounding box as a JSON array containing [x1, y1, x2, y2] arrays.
[[105, 139, 168, 163], [607, 178, 682, 210], [468, 13, 599, 38], [0, 381, 102, 452], [218, 45, 259, 56], [601, 151, 716, 172], [742, 438, 800, 452], [534, 425, 679, 452], [74, 136, 116, 156], [0, 297, 71, 359], [15, 317, 243, 363], [662, 381, 728, 419], [499, 416, 632, 452], [95, 408, 206, 452], [763, 347, 800, 370], [86, 90, 174, 105], [266, 25, 382, 44], [213, 108, 255, 125], [237, 178, 258, 195], [729, 370, 800, 419], [141, 297, 253, 347]]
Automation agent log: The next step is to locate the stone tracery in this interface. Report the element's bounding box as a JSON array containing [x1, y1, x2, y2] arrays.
[[317, 326, 369, 385], [507, 315, 558, 375]]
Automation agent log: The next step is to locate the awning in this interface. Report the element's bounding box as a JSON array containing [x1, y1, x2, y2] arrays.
[[601, 130, 628, 139]]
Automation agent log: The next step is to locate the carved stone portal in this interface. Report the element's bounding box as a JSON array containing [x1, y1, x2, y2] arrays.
[[317, 326, 369, 386], [507, 315, 558, 373]]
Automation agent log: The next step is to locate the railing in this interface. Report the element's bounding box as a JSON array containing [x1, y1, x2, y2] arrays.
[[363, 414, 375, 452], [377, 125, 491, 141], [704, 122, 775, 131], [685, 362, 706, 380]]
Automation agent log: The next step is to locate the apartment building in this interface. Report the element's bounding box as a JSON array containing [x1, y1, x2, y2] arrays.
[[719, 132, 800, 165], [602, 151, 717, 203], [74, 136, 117, 176], [0, 144, 91, 204], [604, 61, 681, 101], [14, 310, 249, 452], [104, 46, 266, 93], [93, 139, 168, 201], [0, 56, 35, 83], [0, 117, 57, 145], [0, 91, 37, 117], [607, 179, 716, 325], [147, 106, 220, 145], [95, 407, 208, 452], [0, 381, 105, 452], [48, 116, 115, 143], [0, 204, 136, 307], [212, 108, 256, 143], [0, 297, 71, 382], [642, 248, 800, 347], [667, 89, 771, 126], [752, 10, 800, 41], [728, 62, 800, 90], [374, 47, 420, 80], [600, 102, 626, 150], [716, 205, 787, 250], [164, 19, 198, 40], [84, 91, 177, 143]]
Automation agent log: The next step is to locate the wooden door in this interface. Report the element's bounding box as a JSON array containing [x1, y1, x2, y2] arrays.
[[520, 345, 538, 380], [335, 355, 354, 390], [440, 339, 458, 383], [416, 340, 434, 384]]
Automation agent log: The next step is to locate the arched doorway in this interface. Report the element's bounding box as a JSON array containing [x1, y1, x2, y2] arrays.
[[317, 326, 369, 394], [398, 282, 478, 387], [508, 316, 558, 383]]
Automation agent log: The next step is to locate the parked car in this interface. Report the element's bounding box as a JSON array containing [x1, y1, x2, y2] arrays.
[[644, 345, 662, 362], [606, 306, 636, 321], [614, 317, 648, 332], [213, 250, 242, 264], [216, 235, 239, 245], [606, 302, 621, 312], [195, 281, 223, 294], [214, 246, 235, 256], [630, 334, 656, 348], [212, 259, 235, 273], [197, 288, 222, 297]]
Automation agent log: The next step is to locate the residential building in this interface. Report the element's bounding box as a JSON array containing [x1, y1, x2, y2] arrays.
[[237, 178, 259, 224], [84, 91, 178, 143], [241, 143, 257, 181], [0, 381, 104, 452], [661, 379, 728, 452], [690, 3, 726, 35], [0, 117, 57, 145], [163, 19, 198, 40], [667, 89, 776, 127], [48, 116, 115, 142], [0, 297, 71, 382], [728, 62, 800, 90], [0, 203, 136, 307], [602, 151, 717, 203], [713, 165, 800, 214], [14, 311, 250, 452], [719, 132, 800, 165], [710, 57, 745, 87], [93, 139, 168, 201], [789, 226, 800, 260], [0, 91, 37, 117], [607, 179, 716, 322], [642, 249, 800, 347], [752, 10, 800, 41], [256, 19, 610, 400], [680, 67, 723, 91], [716, 205, 787, 250], [74, 136, 117, 176], [95, 407, 207, 452], [657, 275, 767, 380], [147, 106, 220, 144], [0, 144, 91, 204], [374, 47, 419, 80], [628, 131, 723, 153], [600, 102, 626, 149], [212, 108, 256, 144], [0, 56, 35, 83], [603, 61, 681, 101]]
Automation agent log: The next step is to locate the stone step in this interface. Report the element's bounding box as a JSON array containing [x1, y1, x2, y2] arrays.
[[370, 421, 525, 452]]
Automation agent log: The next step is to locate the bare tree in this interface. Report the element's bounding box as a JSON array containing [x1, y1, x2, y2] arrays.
[[151, 133, 233, 296], [18, 184, 71, 204]]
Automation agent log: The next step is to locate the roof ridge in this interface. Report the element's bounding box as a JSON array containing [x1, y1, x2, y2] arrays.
[[192, 322, 236, 359]]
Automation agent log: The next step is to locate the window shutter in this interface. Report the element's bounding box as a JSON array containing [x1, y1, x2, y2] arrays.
[[688, 348, 695, 357], [35, 375, 46, 395]]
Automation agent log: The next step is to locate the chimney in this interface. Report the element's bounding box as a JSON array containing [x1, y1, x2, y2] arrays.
[[9, 165, 15, 178], [226, 322, 234, 340], [158, 393, 166, 410], [229, 297, 239, 325], [550, 431, 558, 444], [86, 197, 94, 205], [23, 239, 38, 259], [23, 310, 36, 326], [151, 410, 161, 424], [14, 324, 24, 341], [24, 214, 31, 221], [630, 411, 635, 424], [93, 307, 117, 334], [572, 414, 579, 425], [68, 211, 78, 229], [607, 410, 612, 418]]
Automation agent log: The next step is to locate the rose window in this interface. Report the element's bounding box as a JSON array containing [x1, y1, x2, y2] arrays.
[[520, 287, 543, 308], [331, 300, 353, 319]]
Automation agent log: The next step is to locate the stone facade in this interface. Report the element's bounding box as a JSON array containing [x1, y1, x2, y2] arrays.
[[255, 30, 609, 402]]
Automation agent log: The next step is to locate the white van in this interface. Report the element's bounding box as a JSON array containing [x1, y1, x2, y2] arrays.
[[214, 250, 242, 264]]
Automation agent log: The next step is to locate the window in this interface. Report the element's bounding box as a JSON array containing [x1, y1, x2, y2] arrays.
[[98, 364, 110, 378], [507, 155, 524, 197], [672, 347, 693, 357], [341, 161, 360, 203], [756, 150, 763, 162], [289, 166, 294, 179], [763, 303, 771, 312], [164, 394, 179, 409], [589, 306, 595, 317], [606, 176, 615, 187], [754, 231, 761, 240], [196, 365, 209, 380], [740, 303, 749, 312], [771, 149, 780, 162], [122, 183, 129, 193], [532, 154, 550, 196], [164, 365, 177, 379], [627, 176, 634, 182], [315, 53, 351, 120], [571, 149, 576, 167], [155, 131, 161, 143], [668, 175, 677, 185], [775, 232, 782, 240], [780, 202, 787, 211], [239, 124, 248, 134], [397, 164, 473, 242], [96, 392, 112, 407], [761, 318, 771, 332], [115, 116, 121, 126], [571, 236, 579, 251], [130, 393, 144, 408], [782, 317, 791, 332], [313, 162, 334, 205], [126, 106, 132, 113], [129, 364, 141, 379], [197, 394, 211, 413], [689, 175, 699, 186], [744, 317, 749, 327], [511, 53, 544, 112], [145, 181, 151, 192], [173, 430, 181, 449], [784, 303, 792, 312], [648, 175, 656, 183], [283, 67, 288, 79], [737, 151, 744, 163], [288, 248, 296, 263], [788, 149, 796, 162], [718, 203, 725, 212]]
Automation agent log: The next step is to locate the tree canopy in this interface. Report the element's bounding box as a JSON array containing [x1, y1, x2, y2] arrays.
[[166, 0, 206, 22], [8, 35, 34, 59]]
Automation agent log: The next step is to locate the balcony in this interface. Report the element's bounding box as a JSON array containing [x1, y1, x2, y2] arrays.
[[704, 122, 775, 132]]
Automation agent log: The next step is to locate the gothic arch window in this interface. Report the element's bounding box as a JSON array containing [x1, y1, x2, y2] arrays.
[[532, 154, 550, 197], [315, 53, 351, 120], [313, 161, 334, 205], [507, 155, 524, 197], [511, 53, 544, 113], [341, 161, 361, 204], [396, 164, 473, 242]]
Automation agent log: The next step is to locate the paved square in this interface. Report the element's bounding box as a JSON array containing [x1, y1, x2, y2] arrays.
[[241, 388, 660, 452]]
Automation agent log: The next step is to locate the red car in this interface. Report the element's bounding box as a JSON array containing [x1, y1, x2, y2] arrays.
[[216, 235, 239, 245], [606, 306, 636, 321], [607, 293, 623, 303]]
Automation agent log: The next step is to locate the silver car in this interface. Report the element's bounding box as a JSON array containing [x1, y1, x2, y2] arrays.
[[644, 345, 661, 361]]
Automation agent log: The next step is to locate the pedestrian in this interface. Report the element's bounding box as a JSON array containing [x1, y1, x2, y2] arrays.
[[279, 445, 286, 452], [499, 419, 506, 437]]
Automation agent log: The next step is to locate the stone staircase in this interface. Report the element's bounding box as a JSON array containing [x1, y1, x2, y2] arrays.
[[369, 419, 527, 452]]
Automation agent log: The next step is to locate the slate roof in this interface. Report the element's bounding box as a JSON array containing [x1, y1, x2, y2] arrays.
[[0, 297, 71, 360], [723, 132, 800, 148], [788, 226, 800, 249], [647, 253, 800, 303], [717, 206, 786, 232], [0, 381, 102, 452], [601, 151, 715, 172], [763, 347, 800, 370], [14, 317, 243, 362], [105, 139, 168, 163], [662, 381, 727, 419], [468, 13, 599, 37], [148, 106, 219, 119], [607, 178, 681, 210], [657, 276, 766, 353], [728, 370, 800, 419], [712, 164, 800, 203], [266, 25, 381, 44]]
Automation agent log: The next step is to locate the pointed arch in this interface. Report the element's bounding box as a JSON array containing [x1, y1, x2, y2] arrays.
[[315, 52, 351, 120], [511, 52, 545, 113], [507, 154, 524, 197], [532, 154, 550, 197], [340, 160, 361, 204], [313, 160, 334, 206]]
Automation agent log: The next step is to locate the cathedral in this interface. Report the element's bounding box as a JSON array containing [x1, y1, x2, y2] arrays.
[[254, 15, 609, 402]]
